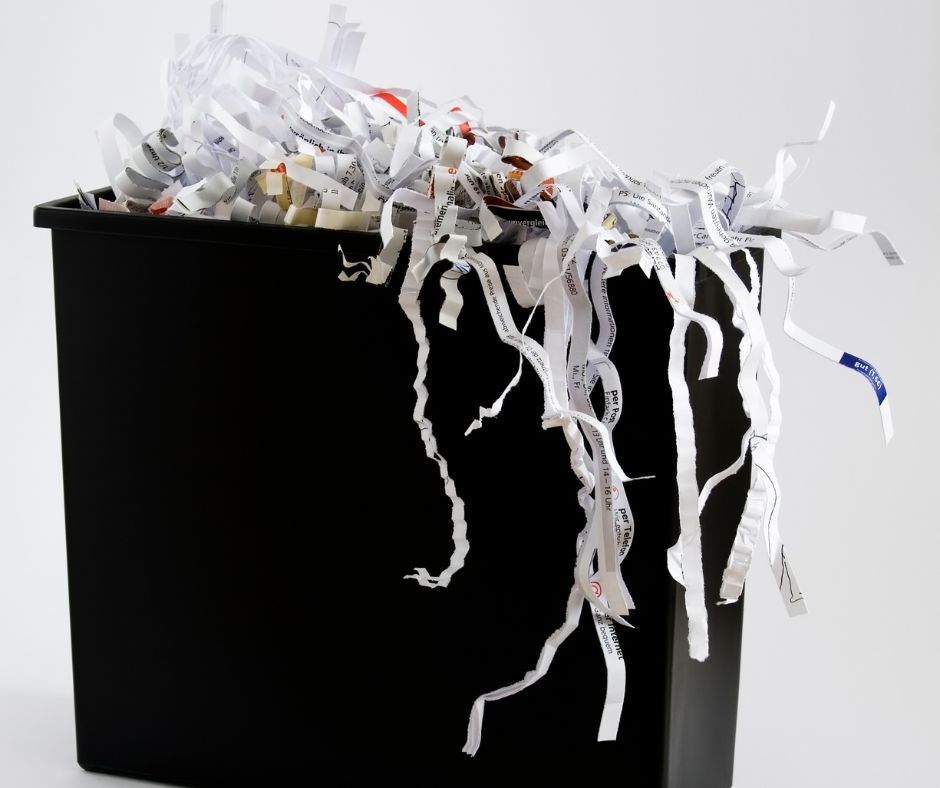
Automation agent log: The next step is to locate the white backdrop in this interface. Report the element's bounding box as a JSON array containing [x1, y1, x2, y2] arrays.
[[0, 1, 937, 786]]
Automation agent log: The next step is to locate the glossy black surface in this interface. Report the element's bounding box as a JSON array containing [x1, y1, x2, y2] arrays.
[[37, 193, 752, 787]]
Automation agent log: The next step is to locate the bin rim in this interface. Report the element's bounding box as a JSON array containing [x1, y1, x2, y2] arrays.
[[35, 189, 777, 276]]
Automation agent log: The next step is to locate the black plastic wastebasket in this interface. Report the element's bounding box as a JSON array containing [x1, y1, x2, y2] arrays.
[[34, 190, 753, 787]]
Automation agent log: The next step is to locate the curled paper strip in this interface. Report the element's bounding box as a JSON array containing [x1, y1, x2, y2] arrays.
[[89, 2, 905, 755]]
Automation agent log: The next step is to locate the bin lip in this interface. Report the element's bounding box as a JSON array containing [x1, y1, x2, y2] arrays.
[[35, 189, 778, 271], [33, 188, 383, 257]]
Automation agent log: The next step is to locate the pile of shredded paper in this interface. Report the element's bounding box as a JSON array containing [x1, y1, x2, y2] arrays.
[[83, 2, 904, 754]]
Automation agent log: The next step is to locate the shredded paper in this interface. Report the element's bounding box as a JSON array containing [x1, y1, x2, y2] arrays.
[[83, 1, 905, 753]]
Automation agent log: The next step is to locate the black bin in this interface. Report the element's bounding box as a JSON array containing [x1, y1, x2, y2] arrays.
[[34, 190, 753, 787]]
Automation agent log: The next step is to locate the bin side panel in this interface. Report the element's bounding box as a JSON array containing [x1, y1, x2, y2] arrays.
[[50, 224, 746, 787], [664, 253, 756, 788]]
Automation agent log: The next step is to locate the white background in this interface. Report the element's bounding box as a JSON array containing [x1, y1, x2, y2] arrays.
[[1, 1, 937, 786]]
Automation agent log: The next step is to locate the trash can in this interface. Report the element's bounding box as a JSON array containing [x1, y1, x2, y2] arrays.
[[35, 189, 754, 787]]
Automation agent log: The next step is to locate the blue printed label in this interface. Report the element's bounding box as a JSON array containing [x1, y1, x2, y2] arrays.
[[838, 352, 887, 404]]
